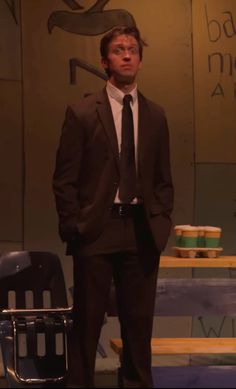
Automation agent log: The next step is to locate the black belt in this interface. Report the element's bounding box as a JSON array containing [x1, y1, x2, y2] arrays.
[[111, 203, 143, 217]]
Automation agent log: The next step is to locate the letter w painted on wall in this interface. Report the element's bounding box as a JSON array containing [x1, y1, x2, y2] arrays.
[[198, 316, 236, 337]]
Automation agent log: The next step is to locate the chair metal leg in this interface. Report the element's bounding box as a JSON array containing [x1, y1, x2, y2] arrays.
[[0, 317, 69, 388]]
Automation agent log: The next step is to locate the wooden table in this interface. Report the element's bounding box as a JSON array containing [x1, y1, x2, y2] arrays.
[[111, 255, 236, 388]]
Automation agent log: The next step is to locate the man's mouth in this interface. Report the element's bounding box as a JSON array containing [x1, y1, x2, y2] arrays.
[[121, 64, 132, 69]]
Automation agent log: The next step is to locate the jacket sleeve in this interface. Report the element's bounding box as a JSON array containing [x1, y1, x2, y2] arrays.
[[154, 113, 174, 219], [52, 106, 84, 242]]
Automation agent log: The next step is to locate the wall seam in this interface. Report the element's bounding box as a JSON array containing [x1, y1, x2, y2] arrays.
[[19, 0, 25, 250], [190, 0, 197, 226]]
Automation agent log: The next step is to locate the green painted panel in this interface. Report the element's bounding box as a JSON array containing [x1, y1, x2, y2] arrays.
[[195, 163, 236, 255], [0, 81, 22, 241], [0, 0, 21, 80]]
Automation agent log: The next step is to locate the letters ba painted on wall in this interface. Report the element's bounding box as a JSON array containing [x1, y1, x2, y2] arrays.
[[206, 4, 236, 99]]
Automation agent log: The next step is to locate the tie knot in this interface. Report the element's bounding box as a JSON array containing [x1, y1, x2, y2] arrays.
[[123, 94, 132, 105]]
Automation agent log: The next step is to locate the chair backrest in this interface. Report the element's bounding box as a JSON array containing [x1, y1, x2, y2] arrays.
[[0, 251, 68, 310], [0, 251, 70, 387]]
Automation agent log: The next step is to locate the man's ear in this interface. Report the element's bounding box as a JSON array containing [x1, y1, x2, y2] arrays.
[[101, 58, 108, 71]]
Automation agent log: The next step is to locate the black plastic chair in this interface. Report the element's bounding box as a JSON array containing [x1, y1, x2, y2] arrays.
[[0, 251, 72, 388]]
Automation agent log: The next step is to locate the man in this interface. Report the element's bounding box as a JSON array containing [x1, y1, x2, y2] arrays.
[[53, 26, 174, 388]]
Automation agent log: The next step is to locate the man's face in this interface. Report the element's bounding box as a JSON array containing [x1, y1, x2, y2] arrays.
[[102, 34, 142, 84]]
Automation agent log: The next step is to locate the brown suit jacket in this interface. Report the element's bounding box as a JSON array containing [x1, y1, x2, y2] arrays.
[[53, 88, 174, 254]]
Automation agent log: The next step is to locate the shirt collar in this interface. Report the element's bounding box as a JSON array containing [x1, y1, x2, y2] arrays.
[[106, 80, 138, 105]]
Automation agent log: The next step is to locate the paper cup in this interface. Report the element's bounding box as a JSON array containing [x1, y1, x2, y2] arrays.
[[174, 225, 191, 247], [181, 226, 199, 248], [204, 226, 221, 248]]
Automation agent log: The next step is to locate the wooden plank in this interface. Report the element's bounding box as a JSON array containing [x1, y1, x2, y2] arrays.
[[107, 278, 236, 317], [152, 365, 236, 388], [155, 279, 236, 316], [160, 256, 236, 268], [110, 338, 236, 356]]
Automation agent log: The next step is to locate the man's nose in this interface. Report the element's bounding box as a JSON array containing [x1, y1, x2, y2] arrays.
[[123, 50, 131, 60]]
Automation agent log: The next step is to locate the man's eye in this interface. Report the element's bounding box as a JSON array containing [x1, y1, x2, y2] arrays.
[[113, 48, 123, 54], [130, 47, 138, 54]]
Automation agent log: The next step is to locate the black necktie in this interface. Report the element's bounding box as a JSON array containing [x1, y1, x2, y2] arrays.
[[119, 94, 137, 203]]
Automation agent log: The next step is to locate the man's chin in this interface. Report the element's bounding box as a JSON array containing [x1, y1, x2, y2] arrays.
[[117, 73, 136, 84]]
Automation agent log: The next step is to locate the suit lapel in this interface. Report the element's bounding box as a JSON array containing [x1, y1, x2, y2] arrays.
[[96, 89, 120, 173]]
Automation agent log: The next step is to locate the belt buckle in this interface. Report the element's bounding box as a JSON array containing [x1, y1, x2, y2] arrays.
[[119, 205, 125, 216]]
